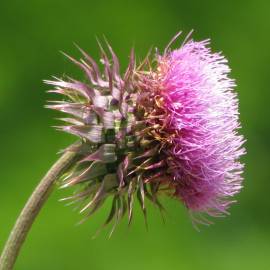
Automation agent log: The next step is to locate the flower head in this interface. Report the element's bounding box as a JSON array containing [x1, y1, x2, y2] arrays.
[[46, 33, 245, 230]]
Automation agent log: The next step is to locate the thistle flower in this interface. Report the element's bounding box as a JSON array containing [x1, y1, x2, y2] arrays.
[[45, 33, 245, 229], [0, 33, 246, 270]]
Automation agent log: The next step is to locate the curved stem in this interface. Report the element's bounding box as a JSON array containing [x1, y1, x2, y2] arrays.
[[0, 147, 79, 270]]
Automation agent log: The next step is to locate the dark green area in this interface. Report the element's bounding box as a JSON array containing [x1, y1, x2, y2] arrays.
[[0, 0, 269, 269]]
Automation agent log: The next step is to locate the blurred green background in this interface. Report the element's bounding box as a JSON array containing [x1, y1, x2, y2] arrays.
[[0, 0, 269, 269]]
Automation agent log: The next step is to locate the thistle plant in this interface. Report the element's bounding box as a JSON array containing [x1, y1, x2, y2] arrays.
[[0, 32, 246, 270]]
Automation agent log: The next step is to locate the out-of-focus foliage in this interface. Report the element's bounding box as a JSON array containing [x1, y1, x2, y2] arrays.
[[0, 0, 269, 269]]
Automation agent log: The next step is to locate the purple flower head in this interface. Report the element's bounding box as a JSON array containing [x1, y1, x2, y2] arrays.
[[137, 33, 246, 221], [46, 33, 246, 231]]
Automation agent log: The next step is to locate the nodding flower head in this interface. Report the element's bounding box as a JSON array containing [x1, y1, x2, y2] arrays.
[[45, 32, 245, 231]]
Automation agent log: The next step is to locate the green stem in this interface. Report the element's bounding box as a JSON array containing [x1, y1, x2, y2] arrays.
[[0, 147, 79, 270]]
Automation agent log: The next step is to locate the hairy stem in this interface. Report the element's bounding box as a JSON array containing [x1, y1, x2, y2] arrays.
[[0, 147, 79, 270]]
